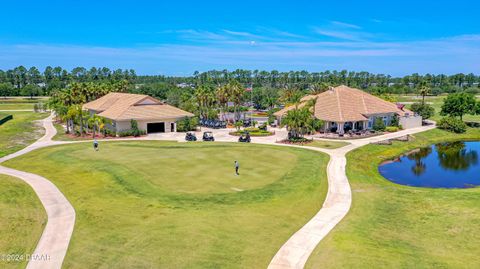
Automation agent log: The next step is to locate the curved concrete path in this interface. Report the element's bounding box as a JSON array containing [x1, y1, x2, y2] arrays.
[[266, 124, 436, 269], [0, 114, 75, 269]]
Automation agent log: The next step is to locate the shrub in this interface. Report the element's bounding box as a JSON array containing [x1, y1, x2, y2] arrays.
[[385, 126, 399, 132], [465, 121, 480, 128], [176, 117, 198, 132], [117, 120, 147, 137], [118, 129, 146, 137], [410, 102, 435, 119], [437, 117, 467, 133], [373, 117, 386, 131], [234, 121, 243, 131], [389, 114, 399, 127], [267, 108, 279, 125]]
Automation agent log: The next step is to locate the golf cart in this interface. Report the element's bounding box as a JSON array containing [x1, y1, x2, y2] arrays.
[[202, 131, 215, 141], [185, 132, 197, 141], [238, 132, 251, 143]]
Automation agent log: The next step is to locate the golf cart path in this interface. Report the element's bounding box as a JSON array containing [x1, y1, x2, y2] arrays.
[[264, 124, 436, 269], [0, 114, 75, 269]]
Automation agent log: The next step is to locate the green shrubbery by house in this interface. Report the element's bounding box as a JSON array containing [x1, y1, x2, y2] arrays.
[[118, 119, 146, 137], [373, 117, 386, 131], [437, 117, 467, 133], [176, 117, 199, 132]]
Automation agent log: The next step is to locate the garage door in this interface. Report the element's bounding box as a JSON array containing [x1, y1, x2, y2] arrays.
[[147, 122, 165, 133]]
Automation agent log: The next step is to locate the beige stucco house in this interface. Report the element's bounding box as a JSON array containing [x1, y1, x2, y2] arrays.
[[83, 92, 194, 133], [274, 85, 422, 133]]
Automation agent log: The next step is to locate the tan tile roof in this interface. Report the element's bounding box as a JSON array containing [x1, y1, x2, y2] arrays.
[[275, 85, 409, 122], [83, 92, 193, 121]]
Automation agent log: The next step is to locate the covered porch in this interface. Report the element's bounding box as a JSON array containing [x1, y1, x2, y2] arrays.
[[324, 121, 368, 134]]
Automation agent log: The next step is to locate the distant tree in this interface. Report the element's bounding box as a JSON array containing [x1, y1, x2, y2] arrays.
[[310, 82, 330, 94], [410, 102, 435, 119], [20, 84, 42, 99], [418, 82, 430, 105], [441, 93, 477, 120], [225, 80, 244, 122], [0, 82, 13, 98]]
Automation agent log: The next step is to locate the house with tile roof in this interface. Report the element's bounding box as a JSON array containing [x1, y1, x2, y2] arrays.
[[274, 85, 422, 133], [83, 92, 194, 134]]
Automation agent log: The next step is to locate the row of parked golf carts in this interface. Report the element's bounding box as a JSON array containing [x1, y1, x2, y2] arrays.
[[185, 131, 251, 143]]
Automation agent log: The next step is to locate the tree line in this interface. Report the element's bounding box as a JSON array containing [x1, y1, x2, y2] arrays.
[[2, 66, 480, 99], [0, 66, 136, 98], [184, 69, 480, 93]]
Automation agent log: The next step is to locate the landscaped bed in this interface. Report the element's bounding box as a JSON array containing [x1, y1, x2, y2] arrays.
[[0, 175, 46, 269], [229, 127, 274, 136], [4, 141, 328, 268], [306, 128, 480, 268]]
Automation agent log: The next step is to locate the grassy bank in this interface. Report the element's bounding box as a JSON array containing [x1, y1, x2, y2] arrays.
[[0, 175, 47, 269], [5, 141, 328, 268], [306, 128, 480, 268], [0, 111, 48, 157]]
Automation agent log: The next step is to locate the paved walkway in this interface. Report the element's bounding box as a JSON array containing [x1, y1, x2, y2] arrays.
[[0, 114, 75, 269], [0, 115, 435, 269], [266, 124, 436, 269]]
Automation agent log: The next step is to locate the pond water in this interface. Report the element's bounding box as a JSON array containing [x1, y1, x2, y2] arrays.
[[378, 141, 480, 188]]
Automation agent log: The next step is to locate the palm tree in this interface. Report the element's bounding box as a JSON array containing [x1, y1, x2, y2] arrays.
[[310, 82, 330, 94], [71, 104, 86, 135], [216, 85, 228, 121], [225, 80, 244, 122], [195, 84, 216, 119], [282, 99, 322, 139], [88, 114, 104, 138], [66, 105, 78, 134], [280, 85, 302, 105], [418, 82, 430, 105]]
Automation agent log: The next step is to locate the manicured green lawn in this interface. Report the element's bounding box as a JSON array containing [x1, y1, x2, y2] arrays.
[[306, 128, 480, 268], [306, 140, 350, 149], [4, 141, 329, 268], [398, 95, 480, 122], [0, 112, 48, 157], [0, 175, 46, 269], [0, 103, 34, 110]]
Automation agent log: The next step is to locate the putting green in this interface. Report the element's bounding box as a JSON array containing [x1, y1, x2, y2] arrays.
[[4, 141, 328, 268], [70, 142, 298, 194]]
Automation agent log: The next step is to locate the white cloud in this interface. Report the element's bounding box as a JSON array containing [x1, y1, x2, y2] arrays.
[[331, 21, 361, 29], [1, 34, 479, 76]]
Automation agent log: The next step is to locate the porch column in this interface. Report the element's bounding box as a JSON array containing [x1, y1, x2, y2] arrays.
[[337, 122, 344, 133]]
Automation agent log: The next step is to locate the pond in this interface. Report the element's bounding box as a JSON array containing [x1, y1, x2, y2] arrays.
[[378, 141, 480, 188]]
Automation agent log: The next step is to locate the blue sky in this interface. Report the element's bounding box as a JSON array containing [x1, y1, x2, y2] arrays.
[[1, 0, 479, 76]]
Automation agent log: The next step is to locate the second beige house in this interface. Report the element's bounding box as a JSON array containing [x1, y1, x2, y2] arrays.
[[83, 92, 194, 134]]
